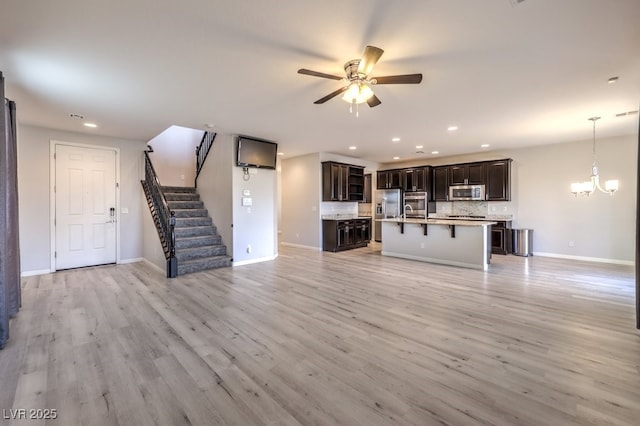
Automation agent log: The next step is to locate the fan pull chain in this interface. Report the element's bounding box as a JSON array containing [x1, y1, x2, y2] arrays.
[[349, 99, 360, 118]]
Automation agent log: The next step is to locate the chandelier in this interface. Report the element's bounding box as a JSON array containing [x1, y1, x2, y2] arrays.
[[570, 117, 619, 196]]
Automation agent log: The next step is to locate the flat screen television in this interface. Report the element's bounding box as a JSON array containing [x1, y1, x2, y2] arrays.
[[236, 136, 278, 169]]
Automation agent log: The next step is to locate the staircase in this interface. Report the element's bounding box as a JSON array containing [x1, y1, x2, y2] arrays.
[[162, 186, 231, 275]]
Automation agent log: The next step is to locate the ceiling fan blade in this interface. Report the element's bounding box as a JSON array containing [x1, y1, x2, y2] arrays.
[[357, 46, 384, 76], [373, 74, 423, 84], [298, 68, 344, 80], [314, 86, 348, 104], [367, 94, 382, 108]]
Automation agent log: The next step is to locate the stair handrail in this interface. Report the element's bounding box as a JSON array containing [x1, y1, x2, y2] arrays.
[[195, 131, 217, 187], [143, 150, 177, 277]]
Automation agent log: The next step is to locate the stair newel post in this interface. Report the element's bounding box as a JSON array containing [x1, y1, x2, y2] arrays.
[[167, 211, 177, 278]]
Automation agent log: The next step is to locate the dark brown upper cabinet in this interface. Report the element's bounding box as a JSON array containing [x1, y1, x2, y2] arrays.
[[377, 169, 402, 189], [402, 166, 431, 193], [433, 166, 449, 201], [485, 160, 512, 201], [322, 161, 365, 202], [449, 162, 485, 185], [363, 173, 372, 203]]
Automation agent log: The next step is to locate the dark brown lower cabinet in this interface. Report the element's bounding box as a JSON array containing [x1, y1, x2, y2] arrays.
[[323, 219, 371, 252], [491, 221, 512, 255]]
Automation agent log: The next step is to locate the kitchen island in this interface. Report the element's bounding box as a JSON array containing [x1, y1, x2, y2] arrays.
[[378, 218, 496, 270]]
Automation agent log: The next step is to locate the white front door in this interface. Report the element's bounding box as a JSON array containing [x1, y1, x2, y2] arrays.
[[55, 144, 117, 270]]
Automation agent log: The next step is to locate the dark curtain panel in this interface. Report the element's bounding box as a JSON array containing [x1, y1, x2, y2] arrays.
[[0, 72, 22, 349]]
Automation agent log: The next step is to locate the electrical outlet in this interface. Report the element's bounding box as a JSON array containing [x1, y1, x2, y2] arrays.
[[296, 233, 299, 239], [180, 174, 185, 181], [568, 241, 575, 247], [420, 242, 425, 249]]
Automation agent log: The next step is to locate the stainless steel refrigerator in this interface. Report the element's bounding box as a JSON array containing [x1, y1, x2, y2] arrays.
[[374, 189, 401, 242]]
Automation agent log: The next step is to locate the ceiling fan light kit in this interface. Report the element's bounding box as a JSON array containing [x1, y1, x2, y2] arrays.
[[298, 45, 423, 113], [342, 82, 374, 104]]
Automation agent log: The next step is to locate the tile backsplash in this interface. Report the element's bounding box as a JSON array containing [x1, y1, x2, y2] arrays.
[[435, 201, 514, 217], [320, 202, 359, 216]]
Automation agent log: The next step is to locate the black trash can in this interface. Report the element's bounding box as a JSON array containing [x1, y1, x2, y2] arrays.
[[512, 229, 533, 257]]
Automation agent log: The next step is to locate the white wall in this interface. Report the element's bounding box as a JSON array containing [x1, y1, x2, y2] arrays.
[[147, 125, 203, 187], [197, 133, 234, 257], [383, 134, 637, 263], [232, 164, 278, 264], [17, 124, 147, 274], [280, 153, 321, 249]]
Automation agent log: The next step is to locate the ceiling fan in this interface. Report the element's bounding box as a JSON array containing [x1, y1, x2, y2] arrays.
[[298, 45, 422, 108]]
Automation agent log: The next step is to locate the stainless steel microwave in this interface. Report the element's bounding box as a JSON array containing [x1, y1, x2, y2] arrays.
[[449, 185, 485, 201]]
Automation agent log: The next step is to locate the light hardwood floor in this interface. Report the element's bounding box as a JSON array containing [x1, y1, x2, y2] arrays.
[[1, 245, 638, 426]]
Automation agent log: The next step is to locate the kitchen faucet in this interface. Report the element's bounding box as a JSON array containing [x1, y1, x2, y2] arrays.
[[402, 204, 413, 218]]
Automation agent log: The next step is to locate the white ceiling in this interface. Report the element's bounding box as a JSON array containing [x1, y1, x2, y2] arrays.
[[1, 0, 639, 163]]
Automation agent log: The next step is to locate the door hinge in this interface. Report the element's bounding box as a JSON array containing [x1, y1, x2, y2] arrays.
[[54, 251, 57, 258]]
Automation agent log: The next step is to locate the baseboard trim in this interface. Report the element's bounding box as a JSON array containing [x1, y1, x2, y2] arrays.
[[141, 258, 165, 274], [21, 269, 52, 277], [280, 242, 322, 251], [233, 254, 278, 267], [119, 257, 144, 265], [534, 252, 634, 266]]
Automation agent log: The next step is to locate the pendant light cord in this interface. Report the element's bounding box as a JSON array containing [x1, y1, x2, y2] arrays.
[[589, 116, 600, 175]]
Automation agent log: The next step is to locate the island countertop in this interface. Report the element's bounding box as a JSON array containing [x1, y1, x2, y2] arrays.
[[377, 217, 497, 227]]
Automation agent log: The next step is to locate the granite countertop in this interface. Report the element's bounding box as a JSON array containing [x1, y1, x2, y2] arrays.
[[322, 215, 372, 220], [378, 217, 497, 226]]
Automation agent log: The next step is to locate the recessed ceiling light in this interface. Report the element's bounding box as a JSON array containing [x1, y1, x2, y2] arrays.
[[277, 152, 284, 156], [481, 144, 490, 148], [415, 145, 423, 149], [431, 151, 439, 155], [608, 76, 619, 84], [391, 137, 401, 142], [349, 146, 357, 150], [393, 156, 400, 160], [84, 123, 97, 128], [447, 126, 458, 131]]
